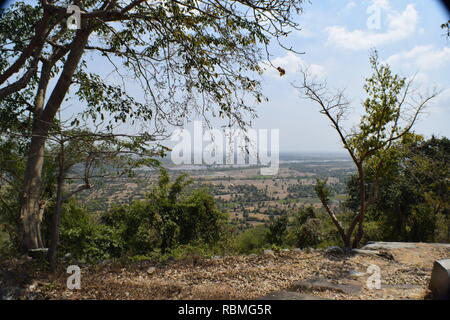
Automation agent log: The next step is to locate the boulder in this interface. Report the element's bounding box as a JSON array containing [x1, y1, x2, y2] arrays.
[[429, 259, 450, 300], [348, 270, 366, 278], [351, 248, 381, 256], [258, 290, 329, 300], [263, 249, 275, 256], [362, 242, 450, 250], [289, 278, 362, 295], [146, 267, 156, 275]]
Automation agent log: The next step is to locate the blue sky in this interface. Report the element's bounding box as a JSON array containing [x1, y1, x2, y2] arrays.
[[254, 0, 450, 152], [3, 0, 449, 153]]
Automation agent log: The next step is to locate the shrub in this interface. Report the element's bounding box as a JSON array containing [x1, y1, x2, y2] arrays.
[[233, 226, 269, 254], [266, 215, 288, 246], [59, 200, 124, 263]]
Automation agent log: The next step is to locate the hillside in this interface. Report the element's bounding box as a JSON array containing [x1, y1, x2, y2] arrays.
[[2, 242, 448, 300]]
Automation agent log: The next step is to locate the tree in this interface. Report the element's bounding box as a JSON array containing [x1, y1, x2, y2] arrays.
[[295, 51, 439, 248], [46, 122, 163, 270], [102, 169, 226, 254], [266, 214, 288, 246], [350, 136, 450, 243], [286, 206, 321, 248], [442, 20, 450, 38], [0, 0, 305, 251]]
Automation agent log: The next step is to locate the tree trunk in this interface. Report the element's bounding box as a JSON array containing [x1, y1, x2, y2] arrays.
[[352, 165, 367, 248], [19, 27, 91, 251], [48, 148, 64, 271], [19, 128, 47, 250]]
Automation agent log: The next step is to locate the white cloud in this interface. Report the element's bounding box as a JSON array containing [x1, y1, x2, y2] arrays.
[[297, 27, 316, 38], [372, 0, 391, 11], [326, 3, 419, 50], [346, 1, 357, 10], [263, 52, 326, 80], [386, 45, 450, 71]]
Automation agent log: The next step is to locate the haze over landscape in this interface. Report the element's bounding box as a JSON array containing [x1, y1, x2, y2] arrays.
[[0, 0, 449, 303]]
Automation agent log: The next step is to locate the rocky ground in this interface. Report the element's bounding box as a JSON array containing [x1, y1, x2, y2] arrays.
[[1, 242, 449, 300]]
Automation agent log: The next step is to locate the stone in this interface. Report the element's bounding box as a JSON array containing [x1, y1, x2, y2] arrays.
[[429, 259, 450, 300], [146, 267, 156, 275], [351, 248, 395, 261], [289, 278, 362, 295], [361, 242, 450, 250], [351, 249, 381, 256], [263, 249, 275, 256], [258, 290, 330, 300], [348, 270, 366, 278], [324, 246, 344, 255]]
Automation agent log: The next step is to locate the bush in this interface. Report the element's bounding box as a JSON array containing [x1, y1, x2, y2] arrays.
[[285, 207, 322, 248], [101, 170, 227, 255], [233, 226, 269, 254], [288, 218, 322, 248], [266, 215, 288, 246], [60, 200, 124, 263]]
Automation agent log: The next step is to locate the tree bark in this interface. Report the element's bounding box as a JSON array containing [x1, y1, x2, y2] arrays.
[[20, 130, 47, 250], [351, 164, 367, 248]]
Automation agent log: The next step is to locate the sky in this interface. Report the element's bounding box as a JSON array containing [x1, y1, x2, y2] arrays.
[[253, 0, 450, 152], [2, 0, 450, 153]]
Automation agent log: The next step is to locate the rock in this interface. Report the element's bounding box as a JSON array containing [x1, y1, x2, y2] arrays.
[[361, 242, 450, 250], [325, 246, 344, 255], [281, 248, 290, 252], [248, 254, 258, 258], [348, 270, 366, 278], [146, 267, 156, 275], [263, 249, 275, 256], [290, 278, 362, 295], [429, 259, 450, 300], [351, 248, 395, 261], [376, 250, 395, 261], [351, 249, 381, 256], [211, 256, 221, 260], [258, 290, 330, 300]]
